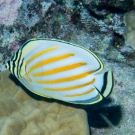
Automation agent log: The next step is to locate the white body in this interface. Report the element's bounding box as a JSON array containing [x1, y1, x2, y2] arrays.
[[8, 39, 113, 104]]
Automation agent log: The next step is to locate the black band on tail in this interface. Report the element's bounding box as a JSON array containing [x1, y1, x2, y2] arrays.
[[101, 71, 113, 98]]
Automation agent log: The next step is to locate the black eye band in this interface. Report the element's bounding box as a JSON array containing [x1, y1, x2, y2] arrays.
[[6, 61, 10, 70]]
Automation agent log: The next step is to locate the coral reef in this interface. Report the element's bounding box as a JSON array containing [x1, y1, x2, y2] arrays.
[[83, 0, 134, 15], [16, 0, 40, 28], [0, 0, 135, 134], [0, 71, 90, 135], [0, 0, 22, 26]]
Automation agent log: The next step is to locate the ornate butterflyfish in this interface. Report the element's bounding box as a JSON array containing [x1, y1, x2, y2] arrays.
[[6, 38, 113, 104]]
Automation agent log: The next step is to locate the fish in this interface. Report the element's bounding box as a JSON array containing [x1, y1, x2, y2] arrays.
[[6, 38, 113, 104]]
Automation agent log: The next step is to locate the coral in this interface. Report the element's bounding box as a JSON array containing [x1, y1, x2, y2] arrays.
[[0, 71, 90, 135], [0, 1, 135, 134], [0, 0, 22, 26], [83, 0, 134, 15], [16, 0, 40, 28], [80, 8, 100, 32], [40, 1, 52, 16], [124, 11, 135, 50]]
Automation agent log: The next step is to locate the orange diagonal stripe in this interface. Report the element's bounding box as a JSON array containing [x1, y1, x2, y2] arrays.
[[66, 88, 95, 97], [36, 70, 96, 84], [33, 62, 87, 76], [43, 79, 95, 91], [26, 46, 58, 66], [29, 53, 75, 73]]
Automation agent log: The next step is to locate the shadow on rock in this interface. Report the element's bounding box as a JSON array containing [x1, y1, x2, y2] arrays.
[[9, 73, 122, 129], [84, 98, 122, 128]]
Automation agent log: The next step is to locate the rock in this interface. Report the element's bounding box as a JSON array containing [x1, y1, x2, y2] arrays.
[[0, 71, 90, 135], [0, 0, 22, 26], [83, 0, 134, 16]]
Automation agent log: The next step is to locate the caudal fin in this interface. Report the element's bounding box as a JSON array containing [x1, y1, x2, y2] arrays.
[[94, 71, 113, 98], [68, 71, 113, 105]]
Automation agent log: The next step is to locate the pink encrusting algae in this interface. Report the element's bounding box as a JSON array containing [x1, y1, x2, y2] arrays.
[[0, 0, 22, 26]]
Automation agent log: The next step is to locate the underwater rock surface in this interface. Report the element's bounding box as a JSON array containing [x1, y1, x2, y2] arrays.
[[0, 71, 90, 135], [0, 0, 135, 135], [89, 58, 135, 135]]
